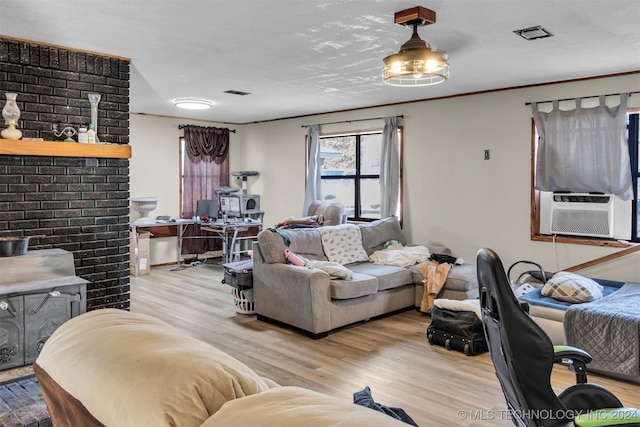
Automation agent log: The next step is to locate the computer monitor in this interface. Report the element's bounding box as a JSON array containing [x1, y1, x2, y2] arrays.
[[196, 199, 219, 218]]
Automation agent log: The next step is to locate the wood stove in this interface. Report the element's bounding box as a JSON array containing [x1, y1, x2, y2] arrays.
[[0, 249, 87, 370]]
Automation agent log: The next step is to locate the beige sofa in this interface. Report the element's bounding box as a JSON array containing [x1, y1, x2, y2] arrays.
[[253, 217, 478, 338], [35, 309, 410, 427]]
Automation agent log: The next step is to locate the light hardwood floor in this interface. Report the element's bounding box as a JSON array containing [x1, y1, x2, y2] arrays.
[[130, 262, 639, 427]]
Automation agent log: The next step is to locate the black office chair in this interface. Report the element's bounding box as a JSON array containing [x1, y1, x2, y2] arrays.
[[476, 248, 640, 427]]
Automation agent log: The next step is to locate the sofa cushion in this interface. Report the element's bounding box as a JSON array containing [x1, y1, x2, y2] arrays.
[[330, 272, 379, 299], [446, 263, 479, 292], [409, 262, 478, 292], [258, 228, 326, 264], [348, 262, 413, 291], [35, 309, 272, 427], [358, 217, 407, 254], [318, 224, 369, 265], [202, 386, 410, 427]]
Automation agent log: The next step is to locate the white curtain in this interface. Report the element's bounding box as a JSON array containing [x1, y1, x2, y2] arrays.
[[380, 117, 400, 218], [303, 124, 321, 215], [532, 94, 633, 200]]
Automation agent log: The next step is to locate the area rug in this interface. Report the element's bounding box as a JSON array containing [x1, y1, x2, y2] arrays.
[[0, 375, 51, 426]]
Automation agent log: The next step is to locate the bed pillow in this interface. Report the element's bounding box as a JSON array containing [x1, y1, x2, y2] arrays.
[[318, 224, 369, 265], [541, 271, 604, 303]]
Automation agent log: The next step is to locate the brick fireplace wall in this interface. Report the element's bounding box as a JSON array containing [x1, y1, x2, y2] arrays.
[[0, 37, 131, 310]]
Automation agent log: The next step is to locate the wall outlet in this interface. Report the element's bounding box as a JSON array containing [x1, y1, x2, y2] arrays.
[[484, 149, 490, 160]]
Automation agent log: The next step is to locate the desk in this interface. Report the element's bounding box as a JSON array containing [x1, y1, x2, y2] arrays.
[[130, 221, 262, 276], [201, 222, 262, 263]]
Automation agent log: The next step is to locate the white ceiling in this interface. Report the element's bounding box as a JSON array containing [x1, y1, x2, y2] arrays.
[[1, 0, 639, 124]]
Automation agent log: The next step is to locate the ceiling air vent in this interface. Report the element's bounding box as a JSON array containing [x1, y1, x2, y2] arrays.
[[224, 90, 251, 96], [513, 26, 553, 41]]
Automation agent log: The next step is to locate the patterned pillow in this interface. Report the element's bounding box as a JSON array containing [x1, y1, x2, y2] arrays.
[[541, 271, 604, 303], [306, 260, 353, 280], [318, 224, 369, 265]]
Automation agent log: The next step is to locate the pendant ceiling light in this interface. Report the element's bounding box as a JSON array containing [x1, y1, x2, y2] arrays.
[[382, 6, 449, 87]]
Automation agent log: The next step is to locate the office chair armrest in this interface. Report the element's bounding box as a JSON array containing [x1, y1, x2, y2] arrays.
[[553, 345, 593, 384], [574, 407, 640, 427], [553, 345, 592, 365]]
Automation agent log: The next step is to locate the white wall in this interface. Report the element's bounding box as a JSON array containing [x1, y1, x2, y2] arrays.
[[130, 74, 640, 281]]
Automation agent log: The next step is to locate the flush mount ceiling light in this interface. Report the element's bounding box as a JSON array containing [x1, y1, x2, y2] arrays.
[[173, 98, 214, 110], [382, 6, 449, 87]]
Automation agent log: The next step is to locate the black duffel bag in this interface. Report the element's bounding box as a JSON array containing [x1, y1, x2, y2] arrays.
[[427, 306, 487, 356]]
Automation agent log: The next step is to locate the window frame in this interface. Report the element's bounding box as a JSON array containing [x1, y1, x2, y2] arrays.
[[306, 126, 403, 223], [530, 111, 639, 247]]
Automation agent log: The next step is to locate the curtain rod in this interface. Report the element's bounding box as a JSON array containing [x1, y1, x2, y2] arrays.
[[524, 91, 640, 106], [301, 115, 404, 128], [178, 124, 236, 133]]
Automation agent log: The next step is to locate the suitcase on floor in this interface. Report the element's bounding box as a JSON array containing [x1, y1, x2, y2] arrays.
[[426, 306, 487, 356], [221, 259, 254, 290]]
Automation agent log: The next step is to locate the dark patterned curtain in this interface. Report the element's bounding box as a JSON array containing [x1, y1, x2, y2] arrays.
[[184, 125, 230, 160], [181, 125, 230, 255]]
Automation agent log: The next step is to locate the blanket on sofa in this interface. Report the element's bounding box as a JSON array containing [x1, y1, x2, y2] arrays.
[[564, 283, 640, 376], [368, 245, 430, 268]]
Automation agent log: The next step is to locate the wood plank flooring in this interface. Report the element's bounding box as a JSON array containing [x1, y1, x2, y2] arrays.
[[130, 262, 640, 427]]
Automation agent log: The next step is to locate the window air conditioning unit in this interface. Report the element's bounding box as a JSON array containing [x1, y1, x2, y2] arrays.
[[539, 192, 631, 240]]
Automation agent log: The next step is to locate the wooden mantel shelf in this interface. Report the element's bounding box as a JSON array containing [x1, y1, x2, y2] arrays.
[[0, 139, 131, 159]]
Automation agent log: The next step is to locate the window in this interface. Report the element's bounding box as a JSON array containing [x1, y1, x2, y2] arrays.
[[316, 129, 402, 221], [530, 112, 639, 245], [179, 136, 229, 217]]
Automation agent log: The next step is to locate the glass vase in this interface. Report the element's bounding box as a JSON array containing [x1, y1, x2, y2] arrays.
[[88, 93, 101, 143], [1, 93, 22, 140]]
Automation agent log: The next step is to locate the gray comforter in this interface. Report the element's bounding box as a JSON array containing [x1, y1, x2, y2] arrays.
[[564, 283, 640, 376]]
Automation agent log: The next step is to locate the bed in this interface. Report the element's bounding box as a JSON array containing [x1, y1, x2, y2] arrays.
[[519, 278, 640, 384]]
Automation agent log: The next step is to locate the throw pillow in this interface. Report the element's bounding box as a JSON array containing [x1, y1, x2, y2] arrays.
[[541, 271, 604, 303], [306, 260, 353, 280], [318, 224, 369, 265], [359, 216, 406, 252], [284, 249, 306, 266]]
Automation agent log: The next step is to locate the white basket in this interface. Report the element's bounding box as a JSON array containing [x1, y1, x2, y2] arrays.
[[231, 288, 255, 314]]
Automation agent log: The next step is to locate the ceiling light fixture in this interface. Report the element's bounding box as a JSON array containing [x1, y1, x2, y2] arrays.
[[173, 98, 214, 110], [382, 6, 449, 87]]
